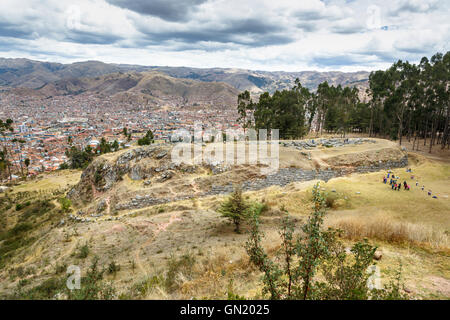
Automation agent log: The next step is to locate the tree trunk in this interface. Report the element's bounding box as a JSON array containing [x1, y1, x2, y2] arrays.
[[441, 104, 449, 149], [7, 161, 11, 181], [407, 110, 412, 142], [234, 220, 240, 234], [398, 113, 403, 145], [429, 117, 436, 153], [442, 117, 449, 149], [424, 117, 428, 146]]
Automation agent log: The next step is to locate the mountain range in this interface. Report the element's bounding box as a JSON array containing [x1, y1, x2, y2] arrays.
[[38, 71, 240, 107], [0, 58, 371, 104]]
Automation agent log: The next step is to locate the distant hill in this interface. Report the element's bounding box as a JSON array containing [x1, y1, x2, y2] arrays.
[[149, 66, 370, 95], [0, 58, 132, 89], [34, 71, 240, 107], [0, 58, 370, 97]]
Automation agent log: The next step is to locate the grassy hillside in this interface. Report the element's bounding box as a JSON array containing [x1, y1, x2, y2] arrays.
[[0, 141, 448, 300]]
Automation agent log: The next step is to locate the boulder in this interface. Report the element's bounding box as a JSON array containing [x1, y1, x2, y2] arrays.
[[96, 199, 107, 213], [403, 287, 412, 294], [155, 151, 168, 159], [158, 171, 174, 182], [129, 165, 144, 180], [373, 250, 383, 261]]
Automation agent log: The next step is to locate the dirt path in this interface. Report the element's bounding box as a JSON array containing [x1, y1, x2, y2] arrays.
[[122, 214, 182, 277]]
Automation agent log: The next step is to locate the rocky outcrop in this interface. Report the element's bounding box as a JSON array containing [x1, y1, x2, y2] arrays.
[[207, 155, 408, 194], [67, 139, 408, 217], [111, 155, 408, 211], [281, 138, 375, 150], [68, 145, 171, 203]]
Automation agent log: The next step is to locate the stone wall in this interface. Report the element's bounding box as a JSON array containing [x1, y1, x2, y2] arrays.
[[211, 155, 408, 193], [112, 155, 408, 212]]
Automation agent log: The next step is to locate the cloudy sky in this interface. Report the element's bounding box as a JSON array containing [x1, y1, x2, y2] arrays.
[[0, 0, 449, 72]]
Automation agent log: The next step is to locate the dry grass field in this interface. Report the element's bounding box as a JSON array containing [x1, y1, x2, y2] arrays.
[[0, 139, 448, 300]]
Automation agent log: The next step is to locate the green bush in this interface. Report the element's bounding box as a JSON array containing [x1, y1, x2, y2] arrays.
[[107, 261, 120, 275], [131, 275, 165, 297], [227, 280, 246, 300], [14, 277, 65, 299], [217, 185, 250, 234], [55, 263, 67, 275], [20, 200, 54, 222], [94, 169, 103, 185], [59, 162, 69, 170], [245, 182, 408, 300], [78, 243, 90, 259], [58, 197, 72, 213], [6, 223, 33, 238], [137, 130, 154, 146], [11, 258, 117, 300], [65, 146, 94, 169], [66, 258, 116, 300]]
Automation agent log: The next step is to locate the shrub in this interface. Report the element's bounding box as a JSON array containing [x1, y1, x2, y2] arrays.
[[65, 146, 94, 169], [20, 200, 54, 222], [227, 280, 246, 300], [131, 275, 165, 297], [59, 162, 69, 170], [165, 253, 196, 292], [245, 182, 408, 300], [11, 259, 117, 300], [18, 279, 29, 288], [217, 185, 250, 233], [78, 243, 90, 259], [66, 257, 116, 300], [55, 263, 67, 275], [94, 169, 103, 186], [14, 277, 65, 299], [7, 223, 33, 238], [58, 197, 72, 213], [137, 130, 154, 146], [107, 261, 120, 275]]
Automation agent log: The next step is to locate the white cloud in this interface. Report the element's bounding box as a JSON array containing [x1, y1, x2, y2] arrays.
[[0, 0, 448, 71]]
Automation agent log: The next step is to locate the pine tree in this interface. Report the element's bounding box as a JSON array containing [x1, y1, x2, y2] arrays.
[[217, 185, 250, 234]]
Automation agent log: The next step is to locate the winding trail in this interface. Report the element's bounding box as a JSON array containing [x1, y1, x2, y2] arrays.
[[122, 214, 182, 277]]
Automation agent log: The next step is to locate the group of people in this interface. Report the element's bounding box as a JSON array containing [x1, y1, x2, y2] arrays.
[[382, 169, 438, 198], [383, 172, 410, 191]]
